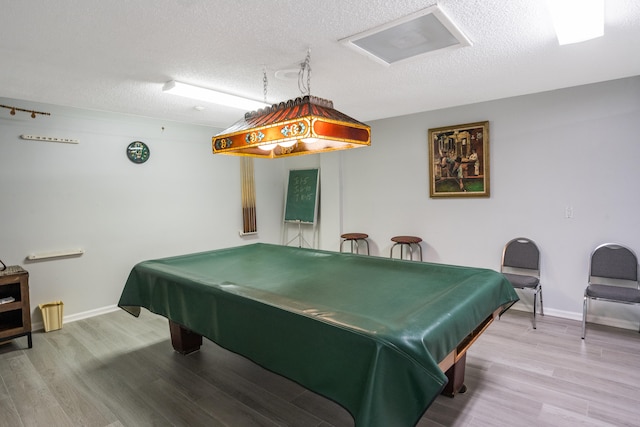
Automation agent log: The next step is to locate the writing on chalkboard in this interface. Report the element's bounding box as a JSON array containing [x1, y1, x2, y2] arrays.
[[284, 169, 319, 224], [291, 175, 314, 202]]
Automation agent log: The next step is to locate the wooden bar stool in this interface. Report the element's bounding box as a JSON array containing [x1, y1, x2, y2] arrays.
[[390, 236, 423, 261], [340, 233, 370, 255]]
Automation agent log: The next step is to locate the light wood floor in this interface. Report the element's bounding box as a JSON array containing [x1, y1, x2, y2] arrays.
[[1, 309, 639, 427]]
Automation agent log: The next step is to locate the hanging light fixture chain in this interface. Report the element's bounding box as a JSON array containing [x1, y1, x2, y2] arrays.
[[306, 49, 311, 96], [298, 48, 311, 97], [263, 66, 268, 104]]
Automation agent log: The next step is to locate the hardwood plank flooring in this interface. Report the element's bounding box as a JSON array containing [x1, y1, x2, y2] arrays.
[[1, 309, 639, 426]]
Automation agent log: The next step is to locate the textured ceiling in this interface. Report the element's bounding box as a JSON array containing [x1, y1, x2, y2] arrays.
[[1, 0, 639, 129]]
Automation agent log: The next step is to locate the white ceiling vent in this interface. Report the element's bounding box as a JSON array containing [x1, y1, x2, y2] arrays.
[[340, 5, 471, 66]]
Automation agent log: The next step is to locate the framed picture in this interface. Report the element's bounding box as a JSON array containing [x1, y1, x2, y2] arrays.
[[428, 121, 490, 198]]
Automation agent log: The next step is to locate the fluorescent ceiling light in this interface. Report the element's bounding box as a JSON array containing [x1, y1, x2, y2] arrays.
[[163, 80, 269, 110], [547, 0, 604, 45]]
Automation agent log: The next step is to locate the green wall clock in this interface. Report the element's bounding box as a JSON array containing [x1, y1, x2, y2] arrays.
[[126, 141, 150, 164]]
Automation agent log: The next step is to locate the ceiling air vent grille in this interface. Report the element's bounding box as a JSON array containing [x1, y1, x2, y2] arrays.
[[340, 5, 471, 66]]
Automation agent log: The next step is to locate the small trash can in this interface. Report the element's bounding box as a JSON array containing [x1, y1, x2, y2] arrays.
[[39, 301, 64, 332]]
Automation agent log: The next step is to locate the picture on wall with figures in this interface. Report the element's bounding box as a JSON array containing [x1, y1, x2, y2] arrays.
[[428, 121, 490, 198]]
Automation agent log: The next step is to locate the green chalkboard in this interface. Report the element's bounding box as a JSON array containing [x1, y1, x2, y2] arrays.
[[284, 168, 319, 224]]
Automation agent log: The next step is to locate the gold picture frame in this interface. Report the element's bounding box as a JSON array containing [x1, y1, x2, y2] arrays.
[[428, 121, 490, 198]]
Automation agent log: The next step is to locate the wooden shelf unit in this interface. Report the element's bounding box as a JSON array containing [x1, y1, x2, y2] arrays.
[[0, 266, 32, 348]]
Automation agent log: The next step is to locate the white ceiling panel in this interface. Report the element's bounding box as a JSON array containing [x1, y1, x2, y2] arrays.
[[1, 0, 639, 128]]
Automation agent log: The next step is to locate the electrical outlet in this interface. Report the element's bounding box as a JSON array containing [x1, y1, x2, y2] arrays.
[[565, 206, 573, 219]]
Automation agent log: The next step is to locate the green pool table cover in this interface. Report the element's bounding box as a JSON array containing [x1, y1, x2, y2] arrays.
[[118, 243, 518, 426]]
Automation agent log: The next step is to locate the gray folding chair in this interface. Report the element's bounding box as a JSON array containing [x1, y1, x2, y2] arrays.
[[501, 237, 543, 329], [582, 243, 640, 339]]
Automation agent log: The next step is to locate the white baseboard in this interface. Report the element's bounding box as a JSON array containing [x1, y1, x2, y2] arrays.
[[582, 312, 640, 332], [33, 304, 121, 332], [508, 302, 639, 332], [33, 302, 638, 335]]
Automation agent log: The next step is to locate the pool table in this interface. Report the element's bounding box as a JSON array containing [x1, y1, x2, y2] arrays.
[[118, 243, 518, 427]]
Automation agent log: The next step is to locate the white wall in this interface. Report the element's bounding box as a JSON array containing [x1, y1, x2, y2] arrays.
[[336, 76, 640, 329], [3, 76, 639, 332], [0, 100, 285, 325]]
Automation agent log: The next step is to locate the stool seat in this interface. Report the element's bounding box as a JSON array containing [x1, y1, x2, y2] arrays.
[[341, 233, 369, 240], [340, 233, 370, 255], [391, 236, 422, 244], [390, 235, 423, 261]]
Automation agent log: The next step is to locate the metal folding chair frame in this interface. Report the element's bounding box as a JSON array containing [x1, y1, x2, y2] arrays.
[[501, 237, 543, 329], [582, 243, 640, 339]]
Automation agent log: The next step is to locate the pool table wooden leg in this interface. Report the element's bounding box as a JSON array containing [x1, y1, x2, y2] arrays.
[[441, 352, 467, 397], [169, 320, 202, 354]]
